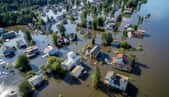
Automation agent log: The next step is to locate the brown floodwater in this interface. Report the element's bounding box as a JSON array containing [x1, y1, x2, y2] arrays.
[[39, 0, 169, 97]]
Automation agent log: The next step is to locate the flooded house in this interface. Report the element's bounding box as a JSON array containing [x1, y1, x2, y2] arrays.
[[104, 19, 115, 30], [79, 28, 88, 35], [88, 45, 101, 59], [104, 71, 128, 91], [126, 27, 134, 32], [28, 74, 45, 88], [61, 51, 81, 71], [2, 31, 16, 40], [132, 29, 145, 37], [58, 36, 69, 46], [43, 45, 59, 56], [16, 40, 27, 49], [3, 47, 15, 58], [71, 65, 84, 78], [112, 53, 133, 72], [124, 7, 133, 14], [25, 46, 39, 58]]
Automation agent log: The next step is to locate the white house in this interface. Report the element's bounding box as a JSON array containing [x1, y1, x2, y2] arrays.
[[44, 46, 59, 56], [61, 51, 80, 71], [104, 71, 128, 91], [28, 74, 44, 87]]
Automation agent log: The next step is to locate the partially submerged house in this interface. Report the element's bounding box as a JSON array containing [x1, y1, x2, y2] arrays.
[[58, 36, 69, 46], [25, 46, 39, 58], [132, 29, 145, 37], [28, 74, 45, 88], [124, 7, 133, 14], [61, 51, 81, 71], [16, 40, 27, 49], [105, 19, 115, 31], [71, 65, 84, 78], [44, 45, 59, 56], [112, 53, 132, 72], [104, 71, 128, 91], [3, 47, 15, 58], [88, 45, 101, 58], [2, 31, 16, 40]]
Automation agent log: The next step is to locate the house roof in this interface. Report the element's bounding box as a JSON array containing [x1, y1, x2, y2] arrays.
[[25, 46, 38, 53], [71, 65, 84, 78], [112, 54, 129, 65], [89, 45, 100, 54], [62, 51, 80, 70], [105, 71, 128, 88], [28, 74, 44, 86]]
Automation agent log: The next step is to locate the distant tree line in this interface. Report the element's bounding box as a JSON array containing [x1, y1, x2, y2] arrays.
[[0, 0, 63, 12], [0, 0, 63, 27]]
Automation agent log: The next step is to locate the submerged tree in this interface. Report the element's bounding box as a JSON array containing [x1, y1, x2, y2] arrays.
[[57, 23, 66, 34], [91, 66, 101, 89], [15, 54, 31, 72], [52, 32, 58, 46], [46, 56, 64, 74], [24, 31, 33, 45], [101, 32, 113, 46], [19, 80, 33, 97]]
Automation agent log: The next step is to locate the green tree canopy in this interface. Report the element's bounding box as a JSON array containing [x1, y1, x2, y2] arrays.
[[47, 56, 63, 74], [101, 32, 113, 46], [57, 23, 66, 33], [15, 54, 31, 72], [19, 80, 33, 97], [52, 32, 58, 46], [91, 66, 101, 89]]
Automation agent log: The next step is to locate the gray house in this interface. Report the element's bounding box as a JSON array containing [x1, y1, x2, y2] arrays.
[[89, 45, 101, 58], [2, 31, 16, 40]]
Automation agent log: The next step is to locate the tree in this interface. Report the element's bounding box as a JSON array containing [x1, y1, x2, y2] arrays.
[[58, 94, 63, 97], [70, 33, 78, 41], [15, 54, 31, 72], [101, 32, 113, 46], [79, 10, 87, 28], [116, 14, 122, 23], [57, 24, 66, 34], [133, 24, 138, 30], [24, 31, 33, 45], [19, 80, 33, 97], [129, 54, 136, 64], [123, 29, 128, 38], [97, 17, 104, 27], [91, 16, 97, 30], [118, 41, 132, 49], [92, 38, 95, 45], [52, 32, 58, 46], [91, 66, 101, 89], [69, 15, 75, 23], [47, 56, 64, 74]]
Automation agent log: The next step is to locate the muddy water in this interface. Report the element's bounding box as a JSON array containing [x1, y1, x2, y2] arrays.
[[128, 0, 169, 97], [39, 0, 169, 97]]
